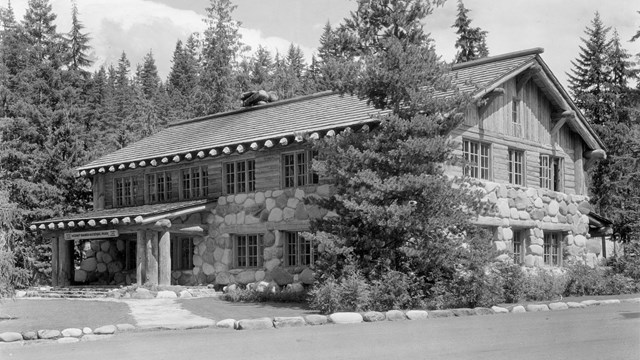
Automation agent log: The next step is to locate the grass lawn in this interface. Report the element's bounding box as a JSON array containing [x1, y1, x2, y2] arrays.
[[0, 298, 135, 333], [178, 297, 318, 320]]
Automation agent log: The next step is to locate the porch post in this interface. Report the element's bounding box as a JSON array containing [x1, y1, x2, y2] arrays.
[[159, 230, 171, 286], [136, 230, 146, 286], [145, 231, 159, 285], [57, 236, 72, 287], [51, 236, 59, 287]]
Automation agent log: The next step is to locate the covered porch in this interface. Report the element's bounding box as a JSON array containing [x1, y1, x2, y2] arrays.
[[31, 200, 215, 287]]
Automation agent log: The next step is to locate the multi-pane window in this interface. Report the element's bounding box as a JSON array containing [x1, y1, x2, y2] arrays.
[[235, 234, 263, 268], [508, 149, 524, 186], [182, 166, 208, 199], [147, 171, 173, 203], [171, 237, 194, 270], [284, 232, 315, 267], [225, 160, 255, 194], [543, 233, 562, 266], [512, 230, 524, 264], [283, 150, 318, 188], [114, 176, 137, 207], [512, 98, 521, 137], [539, 155, 562, 191], [463, 139, 491, 180]]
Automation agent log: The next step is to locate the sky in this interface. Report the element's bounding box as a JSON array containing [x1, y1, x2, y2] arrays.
[[4, 0, 640, 90]]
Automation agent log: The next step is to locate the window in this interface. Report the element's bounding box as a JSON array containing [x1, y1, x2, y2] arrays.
[[463, 139, 491, 180], [235, 234, 263, 268], [512, 98, 521, 137], [508, 149, 524, 186], [543, 233, 562, 266], [147, 171, 173, 203], [171, 237, 194, 270], [182, 166, 208, 199], [114, 176, 138, 207], [512, 230, 524, 264], [283, 150, 318, 188], [539, 155, 563, 191], [284, 232, 315, 267], [225, 159, 255, 194]]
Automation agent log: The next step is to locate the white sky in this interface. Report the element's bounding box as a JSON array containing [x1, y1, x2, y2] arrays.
[[5, 0, 640, 89]]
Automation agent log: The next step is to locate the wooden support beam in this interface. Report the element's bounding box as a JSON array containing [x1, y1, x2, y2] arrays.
[[134, 216, 144, 224], [99, 219, 108, 225], [265, 140, 274, 148], [237, 144, 245, 153], [145, 231, 159, 286], [30, 225, 37, 231], [122, 217, 131, 225], [48, 223, 56, 230], [150, 159, 158, 166], [295, 134, 304, 142], [98, 167, 105, 173], [154, 219, 172, 229], [58, 235, 72, 287], [250, 142, 258, 150], [136, 230, 146, 286], [223, 146, 231, 154], [326, 130, 336, 137], [80, 170, 87, 177], [77, 221, 85, 227], [129, 163, 136, 169], [57, 222, 65, 229], [139, 160, 146, 167], [209, 149, 218, 156], [51, 237, 59, 287], [185, 153, 192, 160], [197, 151, 205, 158], [39, 224, 46, 230], [118, 164, 125, 170], [89, 169, 96, 175], [360, 125, 370, 133], [67, 221, 75, 228], [310, 132, 319, 140], [584, 149, 607, 170], [161, 157, 169, 164], [170, 225, 206, 234], [88, 220, 96, 227], [108, 166, 115, 172], [279, 137, 288, 146], [111, 218, 119, 225], [158, 230, 171, 286]]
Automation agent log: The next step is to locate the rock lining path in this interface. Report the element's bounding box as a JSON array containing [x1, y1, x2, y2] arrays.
[[123, 299, 215, 330]]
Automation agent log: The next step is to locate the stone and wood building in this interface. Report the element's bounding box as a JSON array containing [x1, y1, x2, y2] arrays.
[[32, 48, 610, 288]]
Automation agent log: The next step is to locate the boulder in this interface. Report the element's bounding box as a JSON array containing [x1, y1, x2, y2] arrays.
[[548, 302, 568, 311], [526, 304, 550, 312], [82, 327, 93, 335], [405, 310, 429, 320], [156, 290, 178, 299], [236, 318, 274, 330], [511, 306, 526, 313], [287, 282, 304, 293], [21, 331, 37, 340], [329, 312, 363, 324], [37, 329, 62, 339], [270, 268, 294, 286], [236, 270, 256, 285], [362, 311, 386, 322], [474, 307, 495, 316], [273, 316, 306, 329], [74, 269, 88, 283], [61, 328, 83, 337], [385, 310, 407, 321], [100, 241, 110, 252], [428, 310, 455, 318], [599, 299, 621, 305], [566, 302, 586, 309], [93, 325, 117, 335], [451, 308, 476, 317], [179, 290, 192, 298], [304, 315, 328, 326], [491, 306, 509, 314], [216, 319, 236, 329], [80, 258, 97, 272], [0, 332, 23, 342]]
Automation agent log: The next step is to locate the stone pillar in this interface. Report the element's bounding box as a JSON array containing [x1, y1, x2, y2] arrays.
[[159, 230, 171, 286], [57, 236, 72, 287], [145, 231, 159, 285], [51, 236, 59, 287], [136, 230, 146, 286]]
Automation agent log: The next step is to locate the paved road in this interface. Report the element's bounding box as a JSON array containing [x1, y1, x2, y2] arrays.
[[3, 302, 639, 360]]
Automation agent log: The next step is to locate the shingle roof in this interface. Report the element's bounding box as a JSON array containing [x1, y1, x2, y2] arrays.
[[76, 48, 601, 175], [31, 199, 213, 230]]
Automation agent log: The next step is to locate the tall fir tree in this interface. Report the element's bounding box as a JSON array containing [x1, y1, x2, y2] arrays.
[[452, 0, 488, 63], [66, 1, 91, 73]]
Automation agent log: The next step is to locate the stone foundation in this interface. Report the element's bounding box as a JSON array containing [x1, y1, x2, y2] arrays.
[[75, 239, 136, 285]]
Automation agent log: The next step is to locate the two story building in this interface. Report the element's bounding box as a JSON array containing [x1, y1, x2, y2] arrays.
[[32, 48, 608, 288]]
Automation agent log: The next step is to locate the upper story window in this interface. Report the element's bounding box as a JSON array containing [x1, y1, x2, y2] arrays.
[[171, 237, 194, 270], [511, 97, 521, 137], [224, 159, 255, 194], [284, 232, 315, 267], [147, 171, 173, 203], [508, 149, 524, 186], [463, 139, 491, 180], [543, 233, 562, 266], [114, 176, 138, 207], [283, 150, 319, 188], [182, 166, 208, 199], [539, 155, 563, 191], [234, 234, 263, 268]]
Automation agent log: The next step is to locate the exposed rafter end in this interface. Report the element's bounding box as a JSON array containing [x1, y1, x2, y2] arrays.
[[118, 164, 125, 171], [79, 170, 87, 177], [250, 142, 259, 151], [172, 155, 180, 163], [326, 130, 336, 137], [279, 137, 288, 146], [129, 163, 136, 169], [139, 160, 147, 167], [108, 166, 116, 172], [209, 149, 218, 157], [223, 146, 231, 154], [265, 140, 274, 148], [99, 219, 108, 225], [197, 151, 205, 159], [237, 144, 245, 153], [185, 153, 193, 160], [161, 157, 169, 164], [475, 87, 505, 108], [150, 159, 158, 167], [89, 169, 96, 176], [98, 167, 105, 174]]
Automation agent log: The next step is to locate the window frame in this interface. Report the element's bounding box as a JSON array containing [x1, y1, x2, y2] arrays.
[[171, 236, 194, 271], [511, 97, 522, 137], [462, 139, 491, 180], [508, 149, 525, 186], [181, 166, 209, 200], [224, 159, 256, 194], [114, 175, 138, 207], [234, 234, 263, 268], [539, 154, 563, 191], [512, 230, 525, 264], [282, 150, 319, 188], [543, 232, 562, 266], [147, 171, 173, 204], [284, 232, 315, 267]]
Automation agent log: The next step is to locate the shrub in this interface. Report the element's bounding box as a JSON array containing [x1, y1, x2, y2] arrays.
[[563, 264, 606, 296], [221, 286, 308, 303], [607, 241, 640, 281], [496, 262, 525, 303], [308, 268, 371, 314], [369, 270, 426, 311], [522, 269, 567, 301], [428, 265, 505, 309]]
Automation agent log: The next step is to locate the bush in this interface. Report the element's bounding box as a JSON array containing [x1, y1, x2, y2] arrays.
[[496, 262, 525, 303], [607, 241, 640, 281], [308, 268, 371, 314], [522, 269, 567, 301], [369, 270, 426, 311], [563, 264, 606, 296], [221, 286, 308, 303]]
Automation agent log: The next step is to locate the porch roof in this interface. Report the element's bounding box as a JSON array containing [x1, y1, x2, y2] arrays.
[[31, 199, 215, 232]]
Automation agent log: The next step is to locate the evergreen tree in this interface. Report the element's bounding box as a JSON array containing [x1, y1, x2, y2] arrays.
[[167, 35, 201, 121], [250, 45, 274, 89], [307, 0, 491, 307], [452, 0, 488, 63], [567, 12, 612, 125], [66, 1, 91, 73]]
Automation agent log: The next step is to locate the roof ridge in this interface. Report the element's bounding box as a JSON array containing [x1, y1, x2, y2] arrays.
[[168, 90, 337, 128], [451, 48, 544, 71]]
